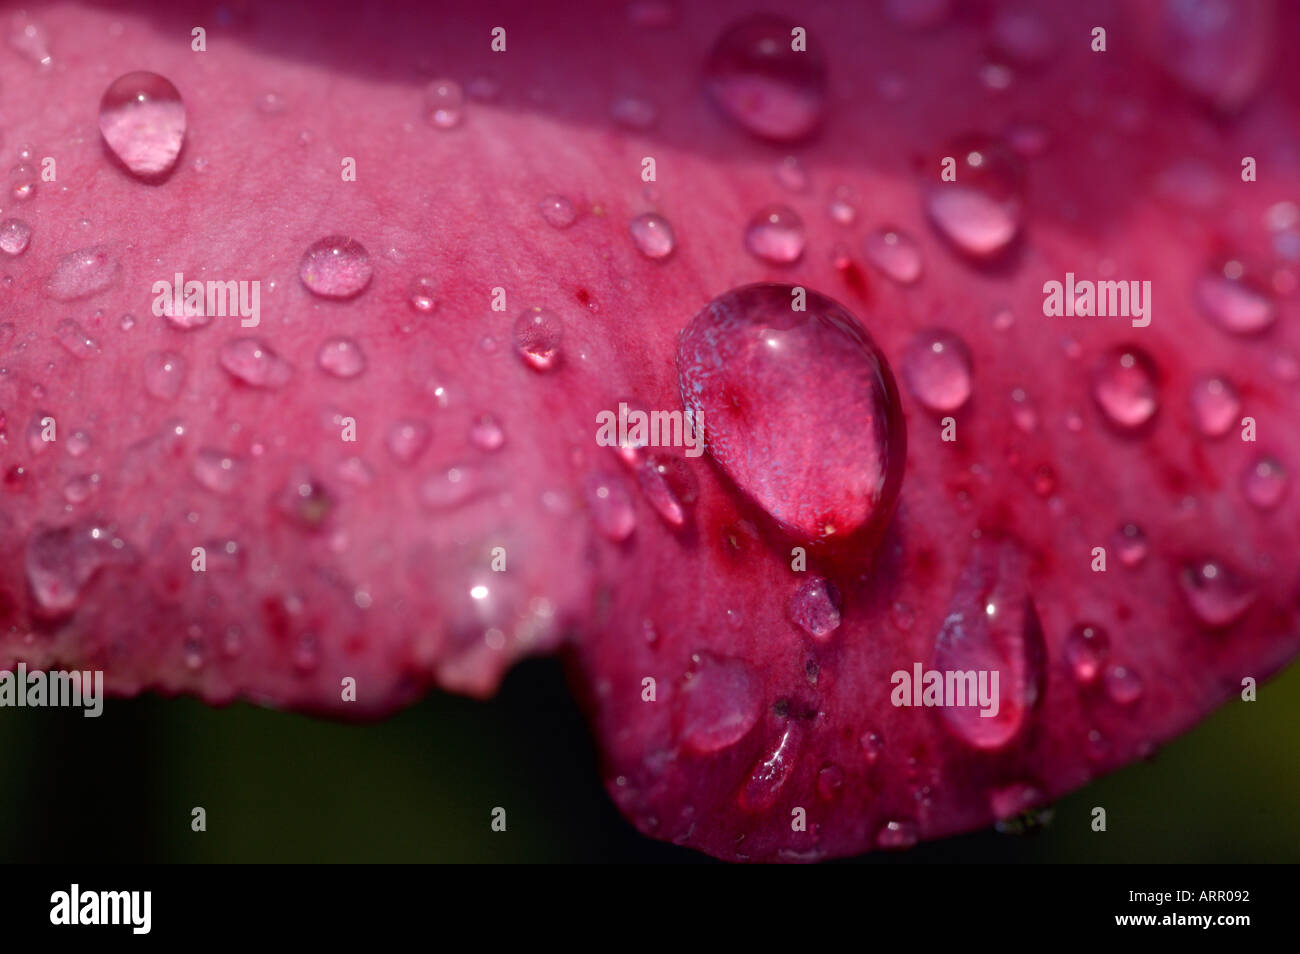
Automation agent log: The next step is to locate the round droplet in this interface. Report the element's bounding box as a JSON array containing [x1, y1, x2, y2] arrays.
[[584, 472, 636, 541], [1064, 623, 1109, 684], [143, 350, 187, 400], [385, 420, 430, 464], [317, 337, 367, 378], [1091, 345, 1159, 430], [704, 15, 826, 142], [737, 724, 802, 811], [902, 329, 973, 413], [299, 236, 373, 300], [1112, 522, 1149, 567], [611, 95, 658, 130], [1196, 260, 1276, 334], [628, 212, 676, 260], [679, 654, 762, 753], [98, 71, 187, 179], [420, 464, 479, 509], [1179, 558, 1256, 627], [859, 730, 884, 765], [636, 453, 698, 527], [788, 575, 842, 640], [424, 78, 464, 128], [744, 205, 805, 264], [677, 283, 905, 543], [1241, 455, 1287, 509], [277, 477, 333, 530], [876, 819, 918, 850], [469, 414, 505, 452], [193, 448, 243, 494], [1188, 374, 1240, 437], [219, 337, 292, 389], [408, 276, 437, 312], [864, 228, 922, 284], [45, 245, 119, 301], [1103, 665, 1143, 706], [539, 194, 576, 229], [513, 308, 563, 372], [0, 218, 32, 256], [925, 134, 1025, 260]]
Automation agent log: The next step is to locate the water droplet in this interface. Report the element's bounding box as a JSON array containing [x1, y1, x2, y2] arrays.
[[584, 472, 636, 541], [788, 575, 842, 640], [1148, 0, 1273, 111], [193, 448, 243, 494], [990, 9, 1056, 66], [45, 245, 119, 301], [704, 15, 826, 142], [317, 336, 367, 378], [677, 283, 905, 543], [1091, 345, 1159, 430], [611, 95, 658, 130], [513, 308, 563, 371], [1241, 455, 1287, 509], [424, 79, 464, 128], [1064, 623, 1109, 684], [55, 319, 99, 359], [773, 155, 809, 192], [902, 329, 972, 413], [276, 476, 334, 530], [408, 276, 437, 312], [9, 11, 52, 66], [876, 819, 918, 850], [63, 473, 100, 504], [98, 71, 186, 178], [385, 420, 430, 464], [1196, 260, 1276, 334], [628, 212, 676, 260], [219, 337, 292, 389], [0, 218, 32, 256], [1179, 557, 1256, 627], [9, 163, 37, 201], [738, 724, 802, 811], [66, 430, 92, 457], [635, 453, 698, 527], [744, 205, 805, 264], [469, 413, 505, 452], [1188, 374, 1240, 437], [1103, 665, 1143, 706], [931, 538, 1046, 749], [539, 194, 576, 229], [299, 236, 373, 300], [925, 134, 1024, 260], [828, 190, 857, 225], [680, 653, 762, 753], [25, 521, 134, 615], [864, 228, 922, 284], [860, 730, 884, 765], [143, 350, 187, 400], [817, 763, 844, 800], [419, 464, 478, 509], [1112, 522, 1149, 567]]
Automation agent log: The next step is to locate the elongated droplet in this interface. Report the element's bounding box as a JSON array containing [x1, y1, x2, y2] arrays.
[[143, 350, 187, 400], [1196, 260, 1276, 334], [902, 328, 973, 412], [629, 212, 676, 260], [704, 15, 826, 142], [737, 724, 802, 811], [925, 135, 1024, 260], [1179, 557, 1256, 627], [788, 575, 842, 640], [25, 521, 134, 615], [636, 453, 698, 527], [45, 245, 119, 301], [219, 338, 292, 389], [1188, 374, 1240, 437], [584, 472, 636, 541], [931, 538, 1047, 750], [1064, 623, 1109, 684], [1241, 455, 1287, 509], [317, 337, 367, 378], [513, 308, 562, 371], [299, 236, 372, 300], [424, 79, 464, 129], [408, 276, 437, 312], [98, 71, 186, 179], [1091, 345, 1159, 430], [744, 205, 805, 264], [0, 218, 32, 256], [679, 654, 762, 753], [677, 283, 905, 544], [55, 319, 99, 359], [864, 228, 922, 284]]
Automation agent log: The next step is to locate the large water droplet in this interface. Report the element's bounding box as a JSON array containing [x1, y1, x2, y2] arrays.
[[1064, 623, 1109, 684], [1179, 557, 1256, 627], [584, 472, 636, 541], [25, 521, 134, 615], [1188, 374, 1240, 437], [1091, 345, 1159, 430], [628, 212, 676, 260], [704, 15, 826, 142], [1241, 455, 1287, 510], [0, 218, 32, 256], [744, 204, 805, 264], [513, 307, 563, 371], [679, 653, 762, 753], [864, 227, 923, 284], [143, 350, 187, 400], [931, 538, 1047, 750], [219, 337, 292, 389], [1196, 260, 1276, 334], [677, 283, 905, 544], [299, 236, 373, 300], [925, 134, 1024, 260], [424, 78, 464, 129], [45, 245, 119, 301], [902, 328, 973, 413], [737, 723, 802, 810], [98, 71, 187, 179], [788, 575, 842, 640], [317, 336, 367, 378]]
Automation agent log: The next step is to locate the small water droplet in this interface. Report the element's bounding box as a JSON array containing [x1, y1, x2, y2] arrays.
[[1196, 260, 1276, 335], [817, 763, 844, 800], [1112, 522, 1149, 567], [9, 163, 37, 201], [738, 724, 802, 811], [773, 155, 809, 192], [469, 413, 505, 452], [1179, 557, 1256, 627], [408, 276, 437, 312], [1064, 623, 1109, 684], [419, 464, 478, 509], [317, 336, 366, 379], [513, 308, 563, 371], [1188, 374, 1240, 437], [828, 189, 857, 225], [925, 134, 1024, 260], [255, 90, 287, 114], [864, 228, 922, 284], [219, 337, 292, 389], [628, 212, 676, 260], [424, 78, 464, 128], [744, 205, 805, 264], [45, 245, 119, 301], [63, 473, 100, 504], [66, 430, 92, 457], [55, 319, 99, 359], [1149, 0, 1273, 111], [1091, 345, 1159, 430], [860, 730, 884, 765], [385, 420, 430, 464], [98, 71, 186, 178], [143, 350, 187, 400], [193, 448, 242, 494], [704, 15, 826, 142], [299, 236, 373, 300], [635, 453, 698, 527], [611, 95, 658, 130], [1103, 665, 1143, 705], [0, 218, 32, 256], [584, 472, 636, 541], [1241, 455, 1287, 509], [902, 329, 972, 412], [788, 574, 842, 640], [539, 194, 577, 229], [680, 653, 762, 753], [876, 819, 918, 850]]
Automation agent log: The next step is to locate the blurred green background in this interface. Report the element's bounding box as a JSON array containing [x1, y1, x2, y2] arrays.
[[2, 657, 1297, 863]]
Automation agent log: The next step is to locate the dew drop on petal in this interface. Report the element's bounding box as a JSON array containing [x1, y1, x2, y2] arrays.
[[1179, 557, 1256, 627], [1188, 374, 1240, 437], [8, 11, 53, 67], [1112, 522, 1149, 567], [1103, 665, 1143, 706], [0, 218, 32, 256], [317, 337, 367, 379], [628, 212, 676, 260], [584, 472, 636, 541], [1196, 260, 1276, 334], [737, 723, 802, 811], [25, 521, 134, 615], [408, 276, 437, 312], [859, 730, 884, 765], [539, 194, 576, 229], [424, 78, 464, 128], [876, 819, 918, 850], [679, 654, 762, 753], [98, 71, 187, 179], [1064, 623, 1109, 684], [513, 308, 563, 372], [218, 337, 292, 389], [788, 574, 842, 640], [419, 464, 479, 509], [902, 329, 972, 413], [45, 245, 119, 301], [299, 236, 372, 300], [704, 15, 826, 142], [1241, 455, 1287, 510], [143, 350, 187, 400], [1090, 345, 1159, 430], [635, 453, 698, 527], [744, 205, 805, 264], [55, 319, 99, 359], [385, 420, 430, 465], [925, 134, 1024, 260], [864, 227, 922, 284]]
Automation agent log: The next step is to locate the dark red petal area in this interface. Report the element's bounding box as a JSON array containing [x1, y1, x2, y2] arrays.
[[1, 1, 1298, 862]]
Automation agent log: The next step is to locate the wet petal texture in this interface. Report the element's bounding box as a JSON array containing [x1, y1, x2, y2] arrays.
[[1, 0, 1299, 861]]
